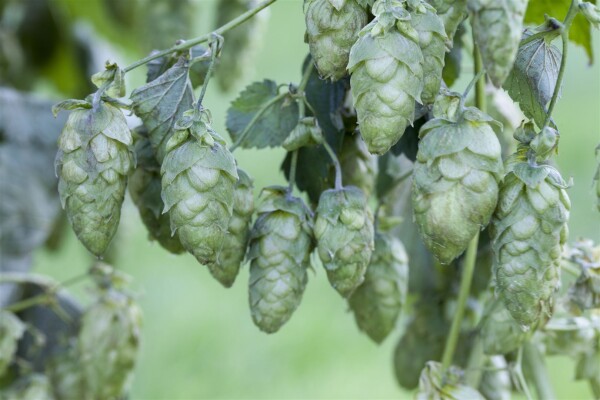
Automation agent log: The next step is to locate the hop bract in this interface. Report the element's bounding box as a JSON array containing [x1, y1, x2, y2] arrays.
[[339, 133, 377, 198], [247, 187, 313, 333], [212, 168, 254, 288], [470, 0, 528, 87], [426, 0, 467, 43], [161, 109, 238, 269], [348, 231, 408, 343], [315, 186, 374, 297], [304, 0, 368, 81], [412, 92, 504, 264], [55, 100, 133, 256], [348, 1, 424, 154], [491, 128, 570, 330]]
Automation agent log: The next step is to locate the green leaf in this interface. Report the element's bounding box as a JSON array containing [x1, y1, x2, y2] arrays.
[[525, 0, 596, 63], [443, 24, 465, 87], [226, 80, 299, 149], [130, 56, 194, 162], [503, 33, 561, 129]]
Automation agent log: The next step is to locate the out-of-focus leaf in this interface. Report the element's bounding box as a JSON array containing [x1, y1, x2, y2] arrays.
[[504, 31, 561, 129], [443, 24, 465, 87], [226, 79, 299, 149], [136, 0, 194, 52], [0, 311, 26, 377]]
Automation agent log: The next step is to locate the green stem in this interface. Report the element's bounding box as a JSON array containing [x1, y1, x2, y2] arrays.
[[298, 63, 313, 93], [288, 150, 299, 193], [514, 347, 534, 400], [122, 0, 277, 73], [542, 0, 580, 129], [322, 140, 343, 190], [589, 377, 600, 399], [522, 342, 556, 400], [196, 37, 220, 107], [3, 294, 52, 313], [464, 335, 484, 388]]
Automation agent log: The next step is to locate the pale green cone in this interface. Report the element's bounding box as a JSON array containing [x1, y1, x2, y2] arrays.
[[129, 130, 185, 254], [412, 91, 504, 264], [161, 110, 238, 268], [210, 168, 254, 288], [315, 186, 375, 297], [348, 2, 424, 154], [348, 231, 408, 343], [304, 0, 368, 81], [416, 361, 485, 400], [339, 134, 377, 198], [480, 300, 531, 355], [248, 187, 313, 333], [470, 0, 528, 87], [0, 311, 25, 377], [426, 0, 467, 43], [56, 101, 133, 257]]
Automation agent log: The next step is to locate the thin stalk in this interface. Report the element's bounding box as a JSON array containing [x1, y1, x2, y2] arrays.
[[514, 347, 534, 400], [123, 0, 277, 73], [3, 294, 52, 313], [298, 63, 314, 93], [322, 140, 343, 190], [196, 37, 219, 107], [522, 342, 556, 400], [464, 336, 484, 388], [288, 150, 299, 193]]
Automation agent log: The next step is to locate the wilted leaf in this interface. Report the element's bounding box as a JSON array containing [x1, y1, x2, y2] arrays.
[[226, 80, 299, 149]]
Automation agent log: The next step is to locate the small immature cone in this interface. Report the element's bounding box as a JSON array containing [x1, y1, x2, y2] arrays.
[[304, 0, 368, 81], [161, 110, 238, 269], [339, 133, 377, 198], [315, 186, 374, 297], [470, 0, 528, 87], [56, 101, 133, 256], [211, 169, 254, 288], [348, 231, 408, 343], [348, 2, 424, 154], [412, 91, 504, 264], [247, 187, 313, 333]]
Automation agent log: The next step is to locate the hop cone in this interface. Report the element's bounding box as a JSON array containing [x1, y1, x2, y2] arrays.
[[0, 311, 25, 376], [315, 186, 374, 297], [78, 288, 142, 399], [55, 100, 133, 256], [480, 300, 530, 355], [247, 187, 313, 333], [211, 169, 254, 288], [348, 2, 424, 154], [410, 2, 449, 104], [478, 357, 512, 400], [470, 0, 528, 87], [339, 134, 377, 198], [416, 361, 485, 400], [425, 0, 467, 43], [161, 110, 238, 268], [491, 127, 570, 329], [348, 231, 408, 343], [215, 0, 269, 91], [129, 130, 185, 254], [412, 91, 504, 264], [304, 0, 368, 81]]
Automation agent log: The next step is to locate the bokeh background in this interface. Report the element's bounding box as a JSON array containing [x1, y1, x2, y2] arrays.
[[2, 0, 599, 398]]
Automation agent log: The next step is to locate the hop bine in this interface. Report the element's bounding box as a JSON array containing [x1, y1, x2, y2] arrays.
[[339, 133, 377, 198], [55, 99, 133, 257], [247, 187, 314, 333], [315, 186, 374, 297], [304, 0, 368, 81], [348, 0, 424, 154], [161, 108, 238, 272], [412, 91, 504, 264]]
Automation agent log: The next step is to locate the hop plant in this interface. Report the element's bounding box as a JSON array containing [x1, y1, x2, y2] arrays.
[[491, 124, 570, 329], [129, 129, 185, 254], [0, 311, 25, 377], [315, 186, 374, 297], [247, 187, 314, 333], [416, 361, 485, 400], [212, 169, 254, 288], [348, 0, 424, 154], [161, 109, 238, 269], [78, 287, 142, 399], [348, 230, 408, 343], [339, 134, 377, 198], [470, 0, 528, 87], [426, 0, 467, 43], [412, 91, 504, 264], [304, 0, 368, 81], [480, 300, 531, 355], [215, 0, 269, 91], [55, 100, 133, 257], [1, 374, 54, 400], [409, 1, 449, 104]]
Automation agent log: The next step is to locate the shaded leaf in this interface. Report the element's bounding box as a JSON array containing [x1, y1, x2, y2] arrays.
[[443, 24, 465, 87]]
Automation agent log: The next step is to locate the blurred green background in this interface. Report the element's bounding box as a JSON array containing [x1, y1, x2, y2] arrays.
[[2, 0, 599, 398]]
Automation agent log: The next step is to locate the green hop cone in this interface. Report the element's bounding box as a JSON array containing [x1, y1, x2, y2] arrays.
[[212, 169, 254, 288], [348, 231, 408, 343], [412, 91, 504, 264], [480, 300, 531, 355], [0, 311, 25, 377], [315, 186, 375, 297], [409, 2, 449, 104], [339, 134, 377, 198], [161, 109, 238, 268], [55, 100, 133, 257], [426, 0, 467, 42], [416, 361, 485, 400], [348, 2, 424, 154], [566, 240, 600, 310], [247, 187, 313, 333], [470, 0, 528, 87], [491, 126, 571, 330], [78, 288, 142, 399], [304, 0, 368, 81], [215, 0, 269, 92], [129, 129, 185, 254], [478, 356, 512, 400]]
